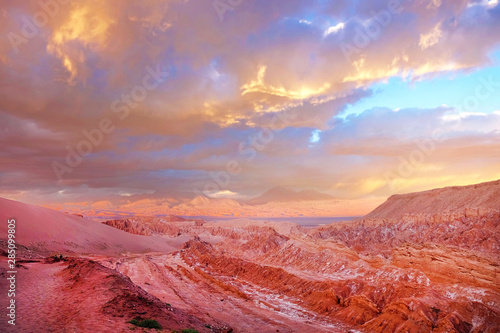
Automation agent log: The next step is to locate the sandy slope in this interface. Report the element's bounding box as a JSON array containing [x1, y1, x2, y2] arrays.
[[0, 197, 188, 255]]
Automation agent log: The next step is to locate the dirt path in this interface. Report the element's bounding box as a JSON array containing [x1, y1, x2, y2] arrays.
[[17, 262, 67, 332], [1, 260, 69, 332], [0, 260, 132, 333]]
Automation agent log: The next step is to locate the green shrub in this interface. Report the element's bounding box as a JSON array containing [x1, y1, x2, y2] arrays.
[[181, 329, 199, 333], [138, 319, 162, 329], [128, 317, 162, 329]]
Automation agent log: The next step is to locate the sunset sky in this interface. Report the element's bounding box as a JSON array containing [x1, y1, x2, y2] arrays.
[[1, 0, 500, 212]]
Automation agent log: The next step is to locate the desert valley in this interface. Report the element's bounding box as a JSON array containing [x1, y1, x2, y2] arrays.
[[1, 179, 499, 332]]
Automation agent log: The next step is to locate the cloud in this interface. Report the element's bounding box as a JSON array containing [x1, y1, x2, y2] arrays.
[[419, 22, 443, 50], [0, 0, 499, 209]]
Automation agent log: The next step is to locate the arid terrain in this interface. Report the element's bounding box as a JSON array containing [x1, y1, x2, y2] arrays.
[[1, 180, 499, 332]]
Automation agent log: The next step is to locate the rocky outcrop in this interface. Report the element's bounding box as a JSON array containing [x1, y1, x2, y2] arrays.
[[102, 216, 205, 236], [310, 209, 500, 254], [103, 219, 153, 236]]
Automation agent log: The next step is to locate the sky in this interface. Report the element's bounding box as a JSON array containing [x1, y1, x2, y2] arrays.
[[0, 0, 500, 212]]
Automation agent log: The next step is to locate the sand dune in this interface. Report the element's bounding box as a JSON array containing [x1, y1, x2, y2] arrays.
[[0, 197, 187, 256]]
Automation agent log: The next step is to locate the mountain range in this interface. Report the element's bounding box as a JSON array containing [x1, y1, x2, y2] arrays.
[[53, 186, 368, 219], [246, 186, 334, 205]]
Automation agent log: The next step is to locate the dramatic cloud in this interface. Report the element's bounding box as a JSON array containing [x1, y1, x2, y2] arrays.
[[0, 0, 499, 212]]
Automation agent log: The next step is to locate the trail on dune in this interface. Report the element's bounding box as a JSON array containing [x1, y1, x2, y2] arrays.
[[3, 260, 132, 333]]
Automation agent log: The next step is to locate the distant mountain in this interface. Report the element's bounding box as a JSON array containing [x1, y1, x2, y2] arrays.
[[189, 195, 211, 207], [247, 186, 334, 205], [182, 195, 244, 208], [170, 195, 245, 216]]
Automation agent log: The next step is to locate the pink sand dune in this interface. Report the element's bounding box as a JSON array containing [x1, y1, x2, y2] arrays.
[[0, 197, 187, 255]]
